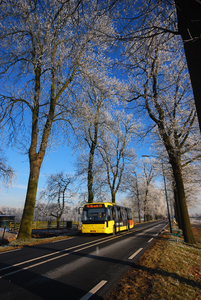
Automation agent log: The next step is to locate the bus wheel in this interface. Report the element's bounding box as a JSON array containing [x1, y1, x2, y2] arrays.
[[113, 225, 116, 235]]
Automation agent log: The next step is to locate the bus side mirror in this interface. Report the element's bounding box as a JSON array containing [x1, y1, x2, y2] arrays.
[[78, 207, 83, 214]]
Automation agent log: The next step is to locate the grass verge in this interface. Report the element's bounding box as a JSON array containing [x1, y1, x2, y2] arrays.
[[105, 226, 201, 300], [0, 233, 75, 252]]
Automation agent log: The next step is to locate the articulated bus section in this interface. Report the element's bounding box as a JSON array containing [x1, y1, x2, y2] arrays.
[[81, 202, 133, 234]]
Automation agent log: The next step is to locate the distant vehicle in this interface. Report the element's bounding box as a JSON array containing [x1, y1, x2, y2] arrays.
[[81, 202, 133, 235], [163, 217, 167, 220]]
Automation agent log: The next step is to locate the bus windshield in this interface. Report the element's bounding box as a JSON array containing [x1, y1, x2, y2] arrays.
[[82, 207, 106, 221]]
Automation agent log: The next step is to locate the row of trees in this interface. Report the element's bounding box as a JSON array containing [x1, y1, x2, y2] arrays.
[[0, 0, 121, 239], [118, 1, 201, 244], [0, 1, 201, 244]]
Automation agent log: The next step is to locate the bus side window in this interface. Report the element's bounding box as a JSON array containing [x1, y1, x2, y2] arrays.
[[107, 207, 111, 220], [112, 207, 115, 220], [115, 207, 118, 221], [127, 209, 132, 220], [121, 208, 126, 221], [119, 207, 122, 221]]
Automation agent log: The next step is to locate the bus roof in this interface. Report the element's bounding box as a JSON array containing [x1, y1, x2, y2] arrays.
[[83, 202, 131, 210], [83, 202, 114, 208]]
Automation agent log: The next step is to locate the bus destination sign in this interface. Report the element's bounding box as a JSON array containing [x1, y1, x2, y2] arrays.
[[86, 204, 104, 208]]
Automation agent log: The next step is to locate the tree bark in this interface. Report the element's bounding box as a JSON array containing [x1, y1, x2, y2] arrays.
[[175, 0, 201, 132], [18, 157, 42, 239], [173, 182, 183, 230], [88, 120, 98, 203], [111, 191, 116, 203], [144, 189, 148, 222], [138, 209, 141, 223], [18, 64, 43, 240], [135, 174, 141, 223], [170, 157, 195, 244], [88, 146, 95, 203], [57, 217, 61, 229]]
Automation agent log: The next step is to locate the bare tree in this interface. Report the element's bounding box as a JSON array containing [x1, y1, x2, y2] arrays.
[[0, 148, 14, 187], [146, 185, 167, 220], [128, 34, 200, 243], [73, 75, 122, 203], [36, 172, 74, 227], [99, 111, 137, 203], [0, 0, 116, 238], [140, 158, 157, 222], [122, 167, 142, 223], [114, 0, 201, 131], [122, 163, 166, 223], [174, 0, 201, 132]]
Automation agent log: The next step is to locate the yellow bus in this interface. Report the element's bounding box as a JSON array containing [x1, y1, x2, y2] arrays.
[[81, 202, 133, 234]]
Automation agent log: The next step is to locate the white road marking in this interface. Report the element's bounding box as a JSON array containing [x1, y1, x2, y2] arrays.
[[148, 238, 153, 243], [128, 248, 143, 260], [0, 249, 21, 254], [51, 237, 73, 243], [79, 280, 107, 300]]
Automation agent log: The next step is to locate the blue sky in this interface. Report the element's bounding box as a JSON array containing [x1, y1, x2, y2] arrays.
[[1, 145, 75, 208]]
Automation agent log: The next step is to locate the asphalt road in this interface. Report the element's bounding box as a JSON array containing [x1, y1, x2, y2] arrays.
[[0, 220, 168, 300]]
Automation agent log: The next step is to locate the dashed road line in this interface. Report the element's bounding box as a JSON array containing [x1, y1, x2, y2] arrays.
[[0, 249, 21, 255], [79, 280, 107, 300], [128, 248, 143, 260]]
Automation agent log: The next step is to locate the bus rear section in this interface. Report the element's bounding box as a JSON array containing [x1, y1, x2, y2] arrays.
[[81, 202, 133, 234]]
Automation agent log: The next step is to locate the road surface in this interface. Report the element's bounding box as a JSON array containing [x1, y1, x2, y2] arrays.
[[0, 220, 168, 300]]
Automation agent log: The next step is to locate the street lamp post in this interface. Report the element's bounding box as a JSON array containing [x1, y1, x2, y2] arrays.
[[142, 155, 172, 233]]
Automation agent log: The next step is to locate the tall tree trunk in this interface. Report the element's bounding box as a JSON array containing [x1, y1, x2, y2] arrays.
[[111, 191, 116, 203], [144, 189, 148, 222], [18, 157, 42, 239], [170, 157, 195, 244], [138, 210, 141, 223], [175, 0, 201, 132], [138, 200, 141, 223], [135, 175, 141, 223], [144, 203, 146, 222], [88, 148, 95, 203], [173, 182, 183, 230], [88, 121, 98, 203], [57, 217, 61, 229], [147, 208, 150, 222]]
